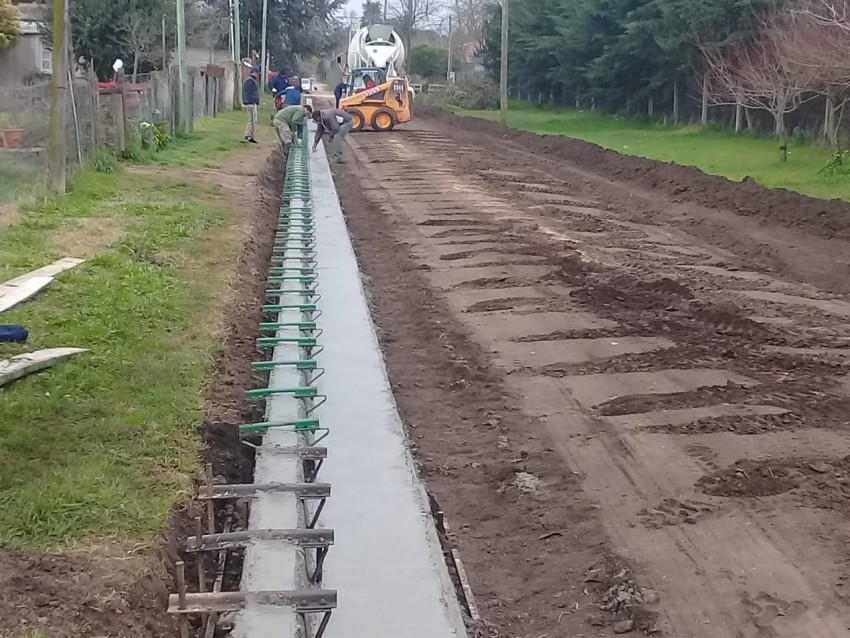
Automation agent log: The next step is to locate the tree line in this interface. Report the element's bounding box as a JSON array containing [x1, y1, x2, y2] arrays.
[[482, 0, 850, 152], [49, 0, 342, 80]]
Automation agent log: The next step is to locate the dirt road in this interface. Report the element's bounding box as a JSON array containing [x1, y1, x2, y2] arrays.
[[332, 114, 850, 637]]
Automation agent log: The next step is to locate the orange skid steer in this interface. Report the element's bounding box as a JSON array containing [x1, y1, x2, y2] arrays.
[[339, 77, 412, 132]]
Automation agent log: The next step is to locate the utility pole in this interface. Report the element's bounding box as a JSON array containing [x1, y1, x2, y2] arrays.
[[499, 0, 509, 125], [176, 0, 189, 133], [233, 0, 242, 108], [162, 14, 167, 70], [446, 15, 453, 83], [383, 0, 388, 22], [48, 0, 69, 193], [246, 19, 251, 59], [228, 0, 235, 62], [260, 0, 269, 102]]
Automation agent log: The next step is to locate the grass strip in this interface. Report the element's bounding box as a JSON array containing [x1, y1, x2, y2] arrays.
[[0, 108, 256, 550]]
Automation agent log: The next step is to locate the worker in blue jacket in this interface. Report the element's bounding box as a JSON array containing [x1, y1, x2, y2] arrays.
[[278, 79, 303, 135], [270, 69, 289, 112], [281, 79, 302, 105], [334, 81, 350, 108]]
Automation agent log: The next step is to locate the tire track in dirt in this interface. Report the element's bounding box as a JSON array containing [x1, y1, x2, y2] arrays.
[[336, 121, 850, 638]]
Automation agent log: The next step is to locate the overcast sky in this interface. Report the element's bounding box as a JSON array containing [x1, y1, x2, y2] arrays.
[[343, 0, 363, 16]]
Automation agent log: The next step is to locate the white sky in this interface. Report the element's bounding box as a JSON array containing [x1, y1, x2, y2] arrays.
[[343, 0, 364, 17]]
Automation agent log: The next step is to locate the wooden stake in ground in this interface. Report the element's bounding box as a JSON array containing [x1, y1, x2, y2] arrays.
[[48, 0, 69, 194], [447, 15, 453, 83], [260, 0, 269, 103], [232, 0, 242, 108], [499, 0, 509, 126], [176, 0, 189, 133], [176, 561, 189, 638]]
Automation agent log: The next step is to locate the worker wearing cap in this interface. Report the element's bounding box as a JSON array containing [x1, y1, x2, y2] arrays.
[[242, 66, 261, 143], [311, 108, 354, 163], [273, 104, 312, 157]]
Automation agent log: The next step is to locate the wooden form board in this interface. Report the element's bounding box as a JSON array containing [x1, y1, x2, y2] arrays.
[[0, 348, 88, 387], [0, 258, 85, 314]]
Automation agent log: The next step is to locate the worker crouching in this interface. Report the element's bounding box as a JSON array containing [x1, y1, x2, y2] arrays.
[[273, 104, 312, 158]]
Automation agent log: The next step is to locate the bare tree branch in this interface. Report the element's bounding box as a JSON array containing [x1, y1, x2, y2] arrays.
[[390, 0, 445, 53], [452, 0, 487, 41], [702, 9, 817, 158], [123, 8, 162, 82], [794, 0, 850, 32]]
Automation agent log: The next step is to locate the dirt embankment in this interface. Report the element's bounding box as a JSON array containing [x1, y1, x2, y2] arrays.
[[421, 106, 850, 242]]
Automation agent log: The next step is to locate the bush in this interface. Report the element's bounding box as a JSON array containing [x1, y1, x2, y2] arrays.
[[153, 119, 172, 152], [419, 78, 500, 111], [91, 149, 120, 174], [819, 150, 850, 179]]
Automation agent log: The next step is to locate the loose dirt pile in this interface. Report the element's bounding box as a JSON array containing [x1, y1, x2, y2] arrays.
[[421, 106, 850, 242]]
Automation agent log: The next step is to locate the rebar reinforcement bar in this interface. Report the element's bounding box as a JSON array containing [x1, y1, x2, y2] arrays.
[[169, 124, 335, 638]]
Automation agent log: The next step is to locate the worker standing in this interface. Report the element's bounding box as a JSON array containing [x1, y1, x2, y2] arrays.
[[310, 108, 354, 163], [273, 104, 312, 158], [242, 67, 261, 144], [333, 81, 349, 108]]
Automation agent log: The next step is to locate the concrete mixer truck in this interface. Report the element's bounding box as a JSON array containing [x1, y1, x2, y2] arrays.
[[336, 25, 413, 132]]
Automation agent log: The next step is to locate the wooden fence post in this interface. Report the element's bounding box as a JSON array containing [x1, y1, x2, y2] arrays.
[[114, 72, 128, 156], [88, 66, 99, 150]]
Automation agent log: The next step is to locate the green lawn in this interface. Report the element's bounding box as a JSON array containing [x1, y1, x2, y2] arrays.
[[152, 109, 249, 167], [457, 102, 850, 201], [0, 108, 254, 550], [0, 157, 44, 204]]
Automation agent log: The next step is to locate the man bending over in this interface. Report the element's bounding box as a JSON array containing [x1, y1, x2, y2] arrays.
[[273, 104, 312, 157], [310, 108, 354, 163]]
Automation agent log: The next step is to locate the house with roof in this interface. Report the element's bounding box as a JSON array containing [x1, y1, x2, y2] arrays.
[[459, 40, 485, 78], [0, 2, 51, 85]]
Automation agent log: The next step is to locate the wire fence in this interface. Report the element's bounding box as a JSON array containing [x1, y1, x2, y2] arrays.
[[0, 64, 233, 204]]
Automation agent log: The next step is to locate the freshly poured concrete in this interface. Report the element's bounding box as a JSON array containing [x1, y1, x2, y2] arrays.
[[310, 141, 468, 638]]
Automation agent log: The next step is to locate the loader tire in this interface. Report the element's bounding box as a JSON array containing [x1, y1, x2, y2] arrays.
[[348, 109, 366, 132], [371, 108, 396, 132]]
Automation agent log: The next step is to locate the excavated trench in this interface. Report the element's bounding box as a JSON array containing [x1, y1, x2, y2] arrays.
[[162, 148, 286, 636]]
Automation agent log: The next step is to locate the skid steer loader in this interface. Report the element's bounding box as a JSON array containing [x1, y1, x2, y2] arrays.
[[339, 72, 412, 132]]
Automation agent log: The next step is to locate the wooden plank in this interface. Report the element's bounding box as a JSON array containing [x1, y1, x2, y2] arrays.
[[186, 528, 334, 552], [2, 258, 85, 286], [167, 589, 337, 614], [451, 548, 481, 622], [198, 482, 330, 500], [0, 277, 54, 314], [0, 258, 85, 314], [0, 348, 88, 387]]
